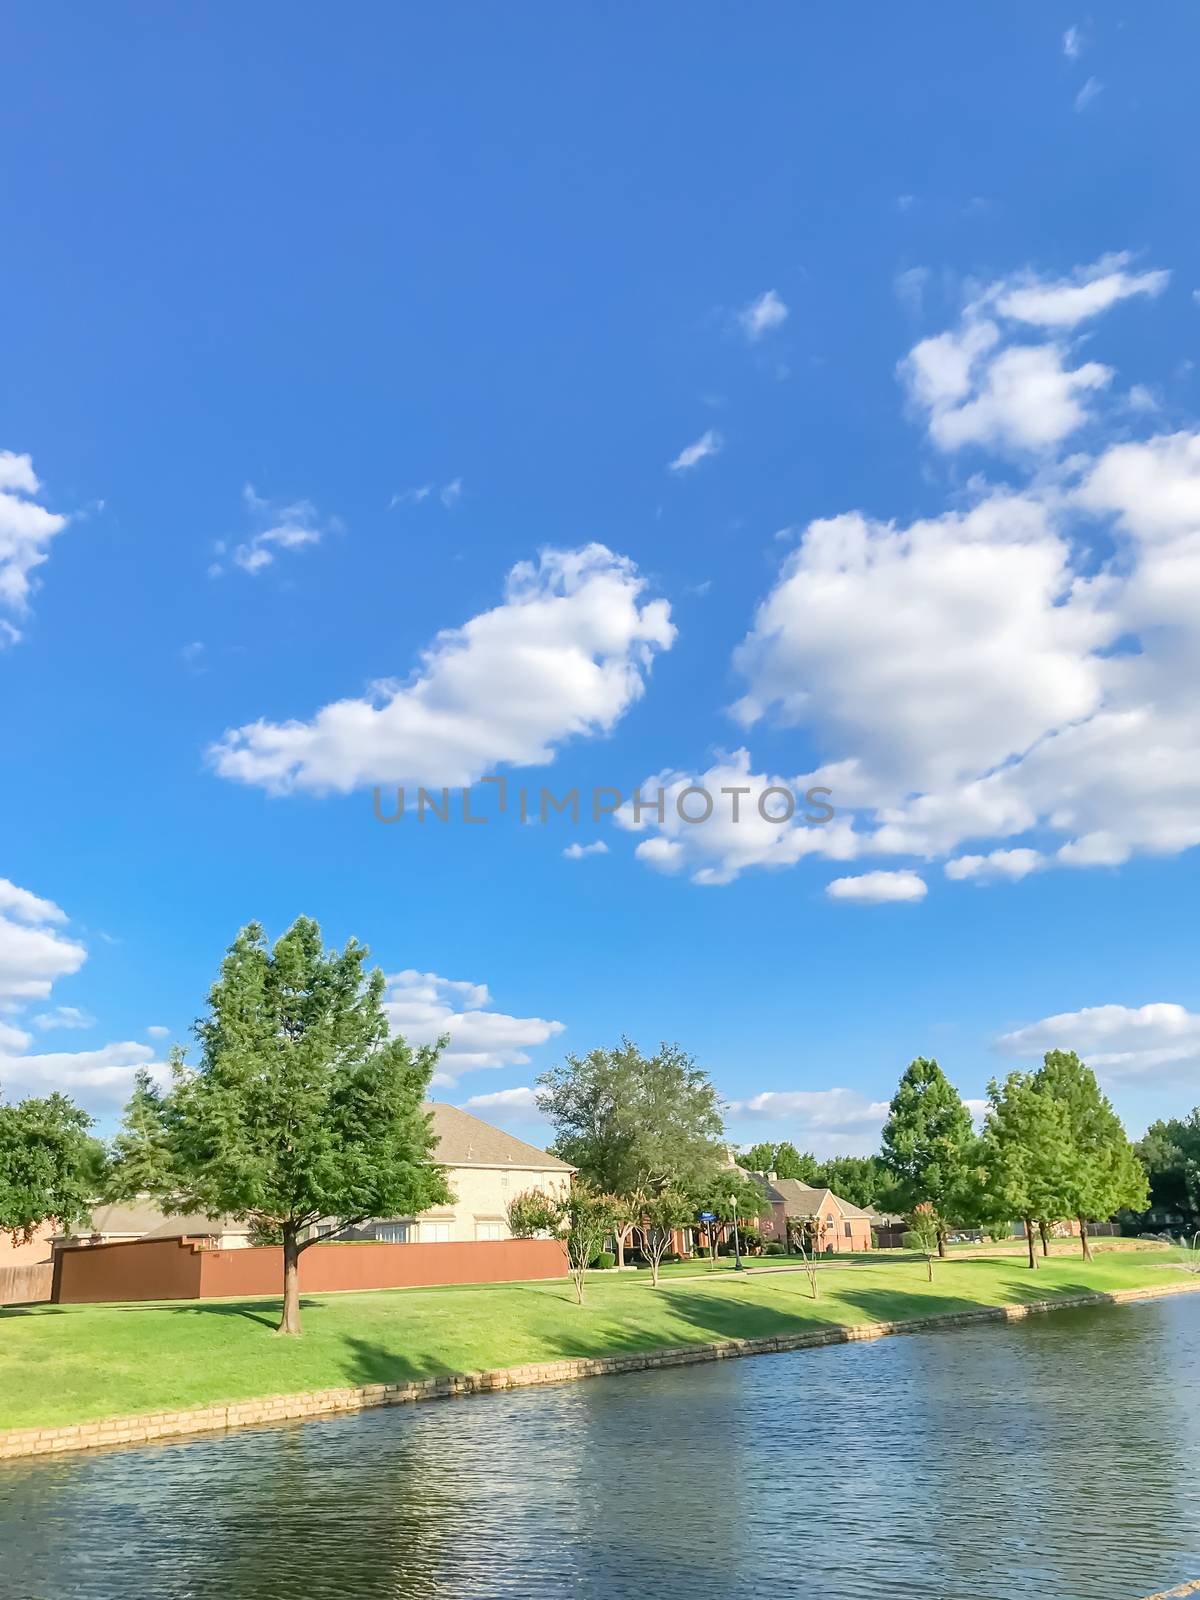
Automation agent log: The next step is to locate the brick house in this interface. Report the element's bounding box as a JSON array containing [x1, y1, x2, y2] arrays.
[[751, 1174, 874, 1252]]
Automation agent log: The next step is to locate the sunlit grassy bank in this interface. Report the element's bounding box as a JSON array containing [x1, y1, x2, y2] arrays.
[[0, 1248, 1189, 1433]]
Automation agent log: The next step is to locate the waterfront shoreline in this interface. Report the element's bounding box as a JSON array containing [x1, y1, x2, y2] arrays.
[[4, 1275, 1199, 1463]]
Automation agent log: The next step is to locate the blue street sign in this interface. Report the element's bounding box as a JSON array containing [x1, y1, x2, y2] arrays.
[[698, 1211, 717, 1222]]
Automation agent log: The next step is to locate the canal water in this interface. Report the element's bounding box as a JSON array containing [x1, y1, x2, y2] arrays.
[[2, 1294, 1199, 1600]]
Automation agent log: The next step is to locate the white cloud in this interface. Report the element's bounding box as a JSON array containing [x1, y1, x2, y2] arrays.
[[1063, 24, 1081, 58], [440, 478, 463, 509], [382, 970, 565, 1083], [0, 1040, 165, 1108], [991, 255, 1168, 329], [0, 879, 68, 925], [0, 885, 86, 1006], [900, 256, 1166, 454], [737, 289, 789, 342], [390, 485, 432, 508], [32, 1005, 96, 1031], [145, 1024, 170, 1039], [727, 1088, 890, 1158], [894, 266, 930, 316], [997, 1003, 1200, 1080], [669, 430, 722, 473], [562, 840, 609, 860], [211, 544, 675, 794], [826, 870, 927, 904], [1075, 76, 1103, 112], [945, 849, 1046, 882], [619, 749, 858, 885], [0, 451, 69, 647], [213, 484, 338, 578]]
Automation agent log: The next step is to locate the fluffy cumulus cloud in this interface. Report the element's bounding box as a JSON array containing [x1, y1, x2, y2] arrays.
[[0, 880, 86, 1005], [726, 1088, 890, 1158], [0, 450, 69, 646], [381, 970, 565, 1085], [0, 1040, 165, 1108], [997, 1003, 1200, 1080], [899, 254, 1167, 454], [638, 252, 1200, 894], [0, 877, 166, 1110], [211, 544, 675, 793], [563, 840, 608, 860], [616, 748, 858, 885], [210, 484, 340, 578]]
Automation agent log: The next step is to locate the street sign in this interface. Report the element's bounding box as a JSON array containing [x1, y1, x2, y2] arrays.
[[698, 1210, 717, 1222]]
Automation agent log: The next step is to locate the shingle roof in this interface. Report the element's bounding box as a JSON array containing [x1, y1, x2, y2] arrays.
[[752, 1174, 873, 1220], [427, 1102, 573, 1172]]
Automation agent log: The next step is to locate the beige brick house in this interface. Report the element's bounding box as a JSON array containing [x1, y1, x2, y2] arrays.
[[342, 1101, 574, 1244], [751, 1174, 874, 1253]]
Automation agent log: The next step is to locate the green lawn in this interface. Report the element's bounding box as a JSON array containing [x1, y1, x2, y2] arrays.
[[0, 1248, 1189, 1433]]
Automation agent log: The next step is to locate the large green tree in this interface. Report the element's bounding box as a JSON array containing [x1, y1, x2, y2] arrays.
[[110, 918, 451, 1333], [981, 1071, 1072, 1270], [1034, 1051, 1148, 1260], [811, 1155, 885, 1210], [0, 1089, 96, 1245], [105, 1069, 174, 1202], [738, 1141, 819, 1182], [536, 1039, 725, 1265], [880, 1058, 977, 1256], [1135, 1109, 1200, 1226]]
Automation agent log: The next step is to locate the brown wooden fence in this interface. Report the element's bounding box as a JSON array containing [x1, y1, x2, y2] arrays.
[[0, 1263, 54, 1305], [53, 1235, 569, 1305]]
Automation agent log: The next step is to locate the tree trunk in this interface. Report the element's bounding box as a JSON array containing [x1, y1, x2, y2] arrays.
[[926, 1253, 933, 1283], [1024, 1218, 1038, 1270], [276, 1226, 303, 1335], [1079, 1217, 1092, 1262], [937, 1228, 947, 1259], [615, 1223, 631, 1271], [1038, 1219, 1051, 1257]]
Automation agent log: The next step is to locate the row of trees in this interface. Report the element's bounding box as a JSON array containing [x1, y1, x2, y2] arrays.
[[878, 1053, 1148, 1268]]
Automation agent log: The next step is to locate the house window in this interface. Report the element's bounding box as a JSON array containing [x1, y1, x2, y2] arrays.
[[423, 1222, 451, 1243], [376, 1224, 411, 1244], [476, 1221, 504, 1241], [844, 1221, 852, 1238]]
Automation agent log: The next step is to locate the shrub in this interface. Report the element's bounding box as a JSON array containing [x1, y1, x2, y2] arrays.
[[589, 1249, 616, 1270], [763, 1241, 784, 1256]]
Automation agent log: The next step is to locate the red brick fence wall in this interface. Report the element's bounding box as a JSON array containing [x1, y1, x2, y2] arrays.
[[52, 1235, 568, 1305]]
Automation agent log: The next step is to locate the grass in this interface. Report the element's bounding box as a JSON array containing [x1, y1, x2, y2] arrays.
[[0, 1247, 1189, 1433]]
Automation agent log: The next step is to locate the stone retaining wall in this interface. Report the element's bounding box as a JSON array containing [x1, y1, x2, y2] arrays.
[[4, 1276, 1199, 1463]]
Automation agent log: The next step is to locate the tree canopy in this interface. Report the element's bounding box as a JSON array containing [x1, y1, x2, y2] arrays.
[[1033, 1050, 1148, 1259], [0, 1089, 97, 1244], [536, 1038, 726, 1198], [982, 1071, 1072, 1269], [738, 1141, 819, 1182], [880, 1057, 978, 1253], [1134, 1108, 1200, 1224], [108, 917, 451, 1333]]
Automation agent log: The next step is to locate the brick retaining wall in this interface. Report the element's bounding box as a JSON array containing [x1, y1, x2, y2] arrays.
[[4, 1276, 1200, 1463]]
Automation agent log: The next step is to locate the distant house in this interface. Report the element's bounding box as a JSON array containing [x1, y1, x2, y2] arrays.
[[751, 1173, 874, 1252], [0, 1219, 57, 1268], [56, 1203, 254, 1250], [329, 1101, 575, 1245]]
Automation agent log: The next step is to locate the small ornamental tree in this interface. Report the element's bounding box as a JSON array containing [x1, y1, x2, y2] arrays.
[[0, 1089, 96, 1245], [640, 1187, 695, 1286], [558, 1186, 620, 1305], [904, 1204, 940, 1282], [113, 918, 452, 1335], [506, 1189, 560, 1239], [1034, 1051, 1149, 1261], [881, 1058, 977, 1257]]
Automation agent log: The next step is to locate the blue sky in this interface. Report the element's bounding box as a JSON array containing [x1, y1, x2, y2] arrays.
[[4, 6, 1200, 1153]]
